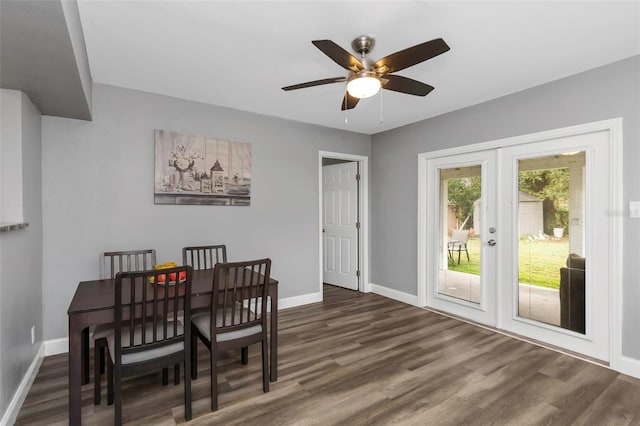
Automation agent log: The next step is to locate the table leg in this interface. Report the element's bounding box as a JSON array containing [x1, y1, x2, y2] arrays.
[[81, 327, 90, 384], [69, 316, 83, 425], [269, 288, 278, 382]]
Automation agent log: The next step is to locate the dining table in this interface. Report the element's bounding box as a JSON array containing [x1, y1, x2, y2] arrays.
[[67, 268, 278, 425]]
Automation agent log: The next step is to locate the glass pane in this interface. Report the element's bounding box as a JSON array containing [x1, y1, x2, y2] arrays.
[[517, 151, 586, 334], [438, 165, 481, 304]]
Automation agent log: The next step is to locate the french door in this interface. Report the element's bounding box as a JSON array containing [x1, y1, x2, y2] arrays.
[[423, 128, 613, 361], [425, 150, 498, 326]]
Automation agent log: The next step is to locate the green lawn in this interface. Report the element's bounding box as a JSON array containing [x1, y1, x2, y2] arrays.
[[449, 237, 569, 289]]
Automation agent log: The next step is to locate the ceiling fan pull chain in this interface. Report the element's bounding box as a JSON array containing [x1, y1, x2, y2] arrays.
[[344, 83, 349, 124]]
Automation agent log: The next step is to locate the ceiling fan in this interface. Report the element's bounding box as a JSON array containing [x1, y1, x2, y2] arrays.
[[282, 36, 450, 110]]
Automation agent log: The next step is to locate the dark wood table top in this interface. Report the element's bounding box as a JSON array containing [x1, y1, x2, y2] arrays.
[[68, 268, 278, 314]]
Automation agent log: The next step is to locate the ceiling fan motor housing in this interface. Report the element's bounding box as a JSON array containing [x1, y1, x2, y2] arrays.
[[351, 36, 375, 57]]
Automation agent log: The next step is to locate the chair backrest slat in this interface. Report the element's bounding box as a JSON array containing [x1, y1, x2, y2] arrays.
[[102, 249, 157, 279], [211, 258, 270, 333], [114, 266, 192, 361], [182, 245, 227, 271]]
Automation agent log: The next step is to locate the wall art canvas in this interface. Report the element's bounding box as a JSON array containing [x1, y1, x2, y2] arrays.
[[154, 129, 251, 206]]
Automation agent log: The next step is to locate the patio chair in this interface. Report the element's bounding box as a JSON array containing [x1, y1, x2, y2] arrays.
[[448, 229, 470, 264]]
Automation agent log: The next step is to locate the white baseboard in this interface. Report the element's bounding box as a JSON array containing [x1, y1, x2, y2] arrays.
[[279, 292, 323, 310], [44, 337, 68, 356], [370, 282, 419, 306], [0, 343, 44, 426], [616, 354, 640, 379]]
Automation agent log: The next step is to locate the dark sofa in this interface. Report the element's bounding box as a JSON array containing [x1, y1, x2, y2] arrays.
[[559, 253, 586, 334]]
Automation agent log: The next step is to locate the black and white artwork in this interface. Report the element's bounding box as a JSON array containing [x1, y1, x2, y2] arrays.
[[154, 129, 251, 206]]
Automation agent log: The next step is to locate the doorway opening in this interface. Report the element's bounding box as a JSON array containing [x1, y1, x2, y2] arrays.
[[318, 151, 369, 297]]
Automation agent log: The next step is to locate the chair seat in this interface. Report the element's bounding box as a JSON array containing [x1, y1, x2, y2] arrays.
[[190, 310, 207, 321], [192, 312, 262, 343], [106, 321, 184, 365]]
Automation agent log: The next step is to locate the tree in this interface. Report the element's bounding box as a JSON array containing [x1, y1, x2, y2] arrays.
[[519, 168, 569, 233], [448, 177, 481, 229]]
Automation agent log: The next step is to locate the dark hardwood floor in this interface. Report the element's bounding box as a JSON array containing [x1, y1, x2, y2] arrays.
[[16, 285, 640, 425]]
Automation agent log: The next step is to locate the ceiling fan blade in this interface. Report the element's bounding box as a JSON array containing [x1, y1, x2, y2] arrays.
[[341, 92, 360, 110], [312, 40, 364, 72], [382, 75, 434, 96], [282, 77, 347, 91], [374, 38, 450, 74]]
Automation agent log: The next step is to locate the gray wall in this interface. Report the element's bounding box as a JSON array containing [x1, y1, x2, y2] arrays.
[[371, 55, 640, 359], [41, 84, 371, 340], [0, 0, 92, 120], [0, 91, 43, 416]]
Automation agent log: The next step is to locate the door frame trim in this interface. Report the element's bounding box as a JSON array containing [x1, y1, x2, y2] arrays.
[[318, 151, 370, 296], [417, 118, 622, 369]]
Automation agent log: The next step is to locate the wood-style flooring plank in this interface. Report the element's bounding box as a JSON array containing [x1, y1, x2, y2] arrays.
[[15, 284, 640, 425]]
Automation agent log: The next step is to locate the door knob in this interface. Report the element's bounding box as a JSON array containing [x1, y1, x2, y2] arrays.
[[487, 239, 496, 246]]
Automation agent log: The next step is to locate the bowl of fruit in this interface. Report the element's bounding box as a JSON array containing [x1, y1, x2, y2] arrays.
[[150, 262, 187, 285]]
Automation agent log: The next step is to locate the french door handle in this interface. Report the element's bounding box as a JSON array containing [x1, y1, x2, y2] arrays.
[[487, 239, 496, 246]]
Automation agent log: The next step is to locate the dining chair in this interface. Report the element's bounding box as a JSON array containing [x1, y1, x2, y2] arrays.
[[448, 229, 470, 264], [183, 244, 254, 370], [182, 245, 227, 270], [93, 249, 157, 405], [191, 258, 271, 411], [105, 265, 193, 425]]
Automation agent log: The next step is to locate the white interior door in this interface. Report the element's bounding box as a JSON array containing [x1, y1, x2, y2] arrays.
[[323, 162, 358, 290]]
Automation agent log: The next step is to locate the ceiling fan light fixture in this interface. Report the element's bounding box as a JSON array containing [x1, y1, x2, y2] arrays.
[[283, 36, 450, 111], [347, 73, 381, 99]]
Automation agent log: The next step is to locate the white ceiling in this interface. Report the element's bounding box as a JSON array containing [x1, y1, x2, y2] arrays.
[[77, 1, 640, 135]]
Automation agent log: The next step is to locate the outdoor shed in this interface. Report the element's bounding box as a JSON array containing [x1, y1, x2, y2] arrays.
[[472, 191, 543, 237], [518, 191, 543, 236]]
